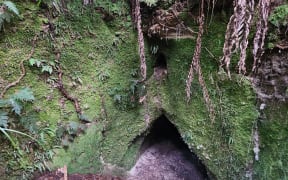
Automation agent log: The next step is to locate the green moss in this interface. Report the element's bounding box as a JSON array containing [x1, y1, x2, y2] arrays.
[[254, 102, 288, 179], [1, 1, 287, 179]]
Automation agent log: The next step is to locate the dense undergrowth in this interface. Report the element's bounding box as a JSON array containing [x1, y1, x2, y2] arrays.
[[0, 1, 287, 179]]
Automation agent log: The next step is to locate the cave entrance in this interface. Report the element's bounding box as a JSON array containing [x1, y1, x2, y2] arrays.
[[154, 53, 167, 69], [153, 53, 168, 80], [129, 115, 210, 180]]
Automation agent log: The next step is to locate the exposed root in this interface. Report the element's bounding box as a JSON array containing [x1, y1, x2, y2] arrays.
[[55, 52, 82, 116], [185, 0, 215, 122], [135, 0, 147, 81], [252, 0, 271, 72], [0, 35, 38, 99], [221, 0, 255, 77]]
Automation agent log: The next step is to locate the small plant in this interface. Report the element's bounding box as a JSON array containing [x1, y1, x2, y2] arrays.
[[0, 1, 19, 30], [98, 70, 110, 81], [56, 121, 87, 147], [29, 58, 55, 74], [267, 4, 288, 49], [108, 80, 143, 110], [269, 4, 288, 27], [95, 1, 128, 16], [0, 88, 57, 178], [0, 88, 36, 148]]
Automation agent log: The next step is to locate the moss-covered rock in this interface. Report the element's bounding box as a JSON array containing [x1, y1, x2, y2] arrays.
[[0, 1, 287, 179]]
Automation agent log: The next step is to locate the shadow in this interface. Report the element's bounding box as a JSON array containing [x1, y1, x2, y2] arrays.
[[131, 115, 210, 180]]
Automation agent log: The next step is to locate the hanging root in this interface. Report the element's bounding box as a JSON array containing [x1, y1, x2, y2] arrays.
[[237, 0, 255, 74], [186, 0, 215, 122], [185, 63, 195, 101], [252, 0, 271, 72], [221, 0, 255, 76], [135, 0, 147, 81], [0, 35, 38, 99]]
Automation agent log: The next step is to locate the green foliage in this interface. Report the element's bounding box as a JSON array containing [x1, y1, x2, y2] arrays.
[[0, 111, 8, 128], [0, 88, 35, 115], [55, 121, 87, 147], [269, 4, 288, 27], [0, 88, 57, 178], [108, 80, 142, 110], [2, 1, 19, 15], [98, 70, 110, 82], [0, 1, 19, 30], [29, 58, 55, 74], [95, 1, 128, 16], [0, 88, 35, 145]]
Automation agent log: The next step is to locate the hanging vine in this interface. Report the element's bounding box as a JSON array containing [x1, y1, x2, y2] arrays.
[[135, 0, 147, 81], [252, 0, 271, 72], [185, 0, 215, 122], [221, 0, 255, 77]]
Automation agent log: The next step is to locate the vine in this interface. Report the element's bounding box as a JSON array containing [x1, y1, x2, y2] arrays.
[[185, 0, 215, 122]]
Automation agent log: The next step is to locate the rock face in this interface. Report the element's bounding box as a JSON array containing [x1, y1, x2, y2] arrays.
[[128, 141, 207, 180], [253, 50, 288, 100], [128, 116, 209, 180]]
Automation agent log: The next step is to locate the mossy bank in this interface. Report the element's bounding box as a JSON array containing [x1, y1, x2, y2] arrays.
[[0, 1, 287, 179]]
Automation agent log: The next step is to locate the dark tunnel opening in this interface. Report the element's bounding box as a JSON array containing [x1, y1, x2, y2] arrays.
[[133, 115, 210, 180], [154, 52, 167, 69]]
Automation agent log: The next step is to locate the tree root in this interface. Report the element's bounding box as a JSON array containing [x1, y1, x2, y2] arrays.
[[0, 35, 38, 99], [55, 52, 82, 116]]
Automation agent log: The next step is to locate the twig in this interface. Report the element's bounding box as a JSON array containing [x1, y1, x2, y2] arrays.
[[0, 35, 38, 98]]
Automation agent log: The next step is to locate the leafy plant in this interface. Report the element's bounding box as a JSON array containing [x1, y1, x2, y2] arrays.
[[56, 121, 87, 147], [269, 4, 288, 27], [0, 88, 58, 178], [29, 58, 55, 74], [98, 70, 110, 81], [95, 1, 128, 16], [108, 80, 143, 110], [0, 1, 20, 30], [0, 88, 36, 148]]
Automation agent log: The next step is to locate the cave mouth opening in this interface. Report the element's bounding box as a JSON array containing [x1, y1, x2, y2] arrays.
[[131, 115, 210, 180], [154, 52, 167, 69]]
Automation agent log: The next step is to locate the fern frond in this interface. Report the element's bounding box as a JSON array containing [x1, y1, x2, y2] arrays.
[[0, 99, 8, 107], [0, 111, 8, 128], [8, 98, 22, 115], [2, 1, 19, 16], [12, 88, 35, 102]]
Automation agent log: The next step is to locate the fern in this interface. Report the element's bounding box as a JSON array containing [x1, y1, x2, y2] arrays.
[[0, 111, 8, 128], [2, 1, 19, 16], [0, 1, 19, 30], [0, 88, 35, 115], [11, 88, 35, 102]]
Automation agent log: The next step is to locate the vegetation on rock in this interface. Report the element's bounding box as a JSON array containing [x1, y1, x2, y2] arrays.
[[0, 0, 287, 179]]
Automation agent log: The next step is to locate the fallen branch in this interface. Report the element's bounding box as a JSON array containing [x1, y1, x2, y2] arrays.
[[0, 35, 38, 99]]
